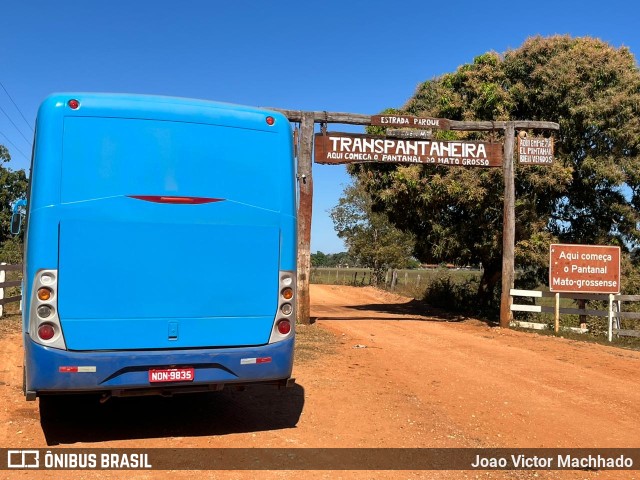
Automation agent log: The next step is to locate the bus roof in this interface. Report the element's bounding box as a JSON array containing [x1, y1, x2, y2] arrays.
[[38, 93, 290, 133]]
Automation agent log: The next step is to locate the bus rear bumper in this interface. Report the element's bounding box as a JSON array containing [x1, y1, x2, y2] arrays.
[[24, 334, 294, 399]]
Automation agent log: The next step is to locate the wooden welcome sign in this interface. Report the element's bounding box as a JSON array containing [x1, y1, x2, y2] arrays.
[[314, 132, 503, 167]]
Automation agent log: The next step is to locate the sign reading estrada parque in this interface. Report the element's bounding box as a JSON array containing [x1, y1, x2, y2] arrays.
[[370, 114, 451, 130], [314, 133, 503, 167], [549, 244, 621, 294]]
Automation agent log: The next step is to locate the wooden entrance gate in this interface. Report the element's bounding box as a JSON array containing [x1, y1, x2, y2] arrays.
[[271, 108, 558, 328]]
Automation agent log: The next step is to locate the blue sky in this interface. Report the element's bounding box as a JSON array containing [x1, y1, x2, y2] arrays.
[[0, 0, 638, 253]]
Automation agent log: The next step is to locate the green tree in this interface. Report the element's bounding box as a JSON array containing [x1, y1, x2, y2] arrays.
[[355, 36, 640, 305], [326, 251, 355, 267], [330, 180, 415, 285], [311, 251, 329, 267], [311, 251, 358, 267], [0, 145, 28, 262]]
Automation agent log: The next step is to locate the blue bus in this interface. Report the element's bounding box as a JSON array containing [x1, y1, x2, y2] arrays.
[[19, 93, 296, 400]]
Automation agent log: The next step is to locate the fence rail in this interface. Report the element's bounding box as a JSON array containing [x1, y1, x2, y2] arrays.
[[0, 263, 22, 316], [510, 289, 640, 341]]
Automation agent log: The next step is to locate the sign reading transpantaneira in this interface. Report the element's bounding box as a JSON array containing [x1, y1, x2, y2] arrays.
[[370, 115, 451, 130], [518, 136, 554, 165], [549, 244, 620, 294], [314, 133, 503, 167]]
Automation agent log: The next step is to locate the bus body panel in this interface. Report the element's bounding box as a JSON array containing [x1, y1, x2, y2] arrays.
[[58, 220, 279, 350], [25, 334, 294, 392], [22, 93, 296, 397]]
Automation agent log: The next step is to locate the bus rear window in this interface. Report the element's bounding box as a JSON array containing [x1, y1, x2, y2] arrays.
[[61, 117, 286, 211]]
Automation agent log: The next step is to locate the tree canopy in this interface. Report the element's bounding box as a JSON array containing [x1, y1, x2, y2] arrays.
[[311, 251, 356, 268], [0, 145, 28, 263], [351, 35, 640, 303], [330, 181, 416, 284]]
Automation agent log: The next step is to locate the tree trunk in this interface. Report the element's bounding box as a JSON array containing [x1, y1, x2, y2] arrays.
[[477, 260, 502, 307]]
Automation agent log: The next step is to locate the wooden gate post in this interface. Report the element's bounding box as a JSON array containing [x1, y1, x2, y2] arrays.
[[500, 122, 516, 328], [296, 112, 315, 325]]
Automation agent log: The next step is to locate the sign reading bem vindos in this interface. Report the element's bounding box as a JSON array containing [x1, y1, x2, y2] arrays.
[[314, 133, 503, 167], [518, 136, 554, 165]]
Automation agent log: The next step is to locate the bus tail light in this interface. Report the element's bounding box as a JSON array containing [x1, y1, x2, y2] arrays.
[[38, 324, 55, 341], [269, 271, 296, 343], [30, 269, 66, 350], [37, 288, 51, 301], [37, 305, 53, 318], [277, 320, 291, 335]]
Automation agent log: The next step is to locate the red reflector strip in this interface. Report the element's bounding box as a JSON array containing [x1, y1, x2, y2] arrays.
[[240, 357, 272, 365], [58, 366, 96, 373], [59, 366, 78, 373], [240, 358, 255, 365], [127, 195, 225, 204]]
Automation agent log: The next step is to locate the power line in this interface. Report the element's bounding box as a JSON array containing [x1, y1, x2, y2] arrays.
[[0, 80, 34, 132], [0, 103, 32, 145], [0, 129, 29, 161]]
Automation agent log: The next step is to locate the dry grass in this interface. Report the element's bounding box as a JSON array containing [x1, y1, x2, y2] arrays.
[[294, 323, 339, 363], [512, 323, 640, 351], [0, 312, 21, 339]]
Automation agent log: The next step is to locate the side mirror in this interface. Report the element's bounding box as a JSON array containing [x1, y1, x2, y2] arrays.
[[10, 213, 22, 235]]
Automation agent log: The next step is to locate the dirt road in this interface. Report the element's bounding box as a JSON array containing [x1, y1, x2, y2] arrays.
[[0, 284, 639, 479]]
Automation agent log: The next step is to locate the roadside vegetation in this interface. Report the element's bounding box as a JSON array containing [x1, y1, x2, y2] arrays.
[[0, 144, 27, 264]]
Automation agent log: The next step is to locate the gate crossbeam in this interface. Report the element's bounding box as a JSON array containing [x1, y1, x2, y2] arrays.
[[269, 107, 559, 327]]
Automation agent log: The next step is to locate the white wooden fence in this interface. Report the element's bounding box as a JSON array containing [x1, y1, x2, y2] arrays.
[[510, 289, 640, 341], [0, 263, 22, 317]]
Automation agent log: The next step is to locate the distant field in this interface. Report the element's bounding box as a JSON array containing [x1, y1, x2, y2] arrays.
[[310, 267, 478, 287]]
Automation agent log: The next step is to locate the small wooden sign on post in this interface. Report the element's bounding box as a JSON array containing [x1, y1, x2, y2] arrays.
[[314, 132, 502, 167], [518, 136, 554, 165]]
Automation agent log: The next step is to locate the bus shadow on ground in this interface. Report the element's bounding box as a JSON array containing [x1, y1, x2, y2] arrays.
[[39, 383, 304, 445], [318, 299, 469, 323]]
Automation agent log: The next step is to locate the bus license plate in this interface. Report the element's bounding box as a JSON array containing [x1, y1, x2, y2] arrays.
[[148, 367, 195, 383]]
